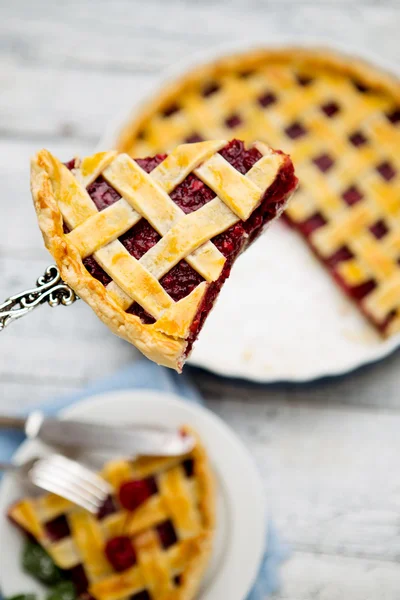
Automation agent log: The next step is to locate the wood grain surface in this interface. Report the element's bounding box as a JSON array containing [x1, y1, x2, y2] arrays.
[[1, 1, 400, 598]]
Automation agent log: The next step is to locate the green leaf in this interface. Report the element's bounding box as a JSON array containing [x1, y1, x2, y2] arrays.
[[22, 541, 64, 585], [46, 582, 77, 600]]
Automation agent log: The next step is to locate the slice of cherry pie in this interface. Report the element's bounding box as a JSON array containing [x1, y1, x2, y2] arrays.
[[9, 427, 215, 600], [31, 139, 297, 370]]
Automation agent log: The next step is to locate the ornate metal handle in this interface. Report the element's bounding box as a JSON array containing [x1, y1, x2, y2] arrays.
[[0, 265, 78, 331]]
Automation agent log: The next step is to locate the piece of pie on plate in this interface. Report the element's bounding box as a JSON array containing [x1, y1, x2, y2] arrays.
[[9, 427, 215, 600], [115, 47, 400, 337], [31, 139, 297, 370]]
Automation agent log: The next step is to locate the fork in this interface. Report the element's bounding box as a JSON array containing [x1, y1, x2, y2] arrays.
[[0, 454, 112, 513]]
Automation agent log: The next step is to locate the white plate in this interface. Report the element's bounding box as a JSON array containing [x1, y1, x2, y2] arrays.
[[0, 390, 267, 600], [99, 37, 400, 383]]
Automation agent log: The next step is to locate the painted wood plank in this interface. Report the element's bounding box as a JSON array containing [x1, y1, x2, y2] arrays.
[[2, 1, 398, 77], [206, 394, 400, 560], [278, 551, 400, 600], [0, 381, 83, 413], [0, 64, 153, 141], [0, 3, 399, 142]]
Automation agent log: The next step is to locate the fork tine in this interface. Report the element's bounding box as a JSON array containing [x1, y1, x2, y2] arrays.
[[31, 465, 107, 505], [47, 455, 112, 494], [36, 456, 111, 497], [32, 464, 108, 504], [30, 471, 101, 513], [29, 455, 111, 514]]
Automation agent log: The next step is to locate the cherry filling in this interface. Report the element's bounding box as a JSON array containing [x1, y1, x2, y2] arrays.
[[182, 458, 194, 477], [286, 210, 391, 333], [67, 140, 297, 353], [69, 564, 89, 595], [156, 520, 178, 549], [105, 536, 136, 572], [97, 495, 117, 520], [87, 177, 121, 210], [44, 515, 71, 541], [119, 477, 157, 511], [130, 592, 151, 600]]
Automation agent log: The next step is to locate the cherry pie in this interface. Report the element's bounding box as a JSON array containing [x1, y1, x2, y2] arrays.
[[9, 427, 215, 600], [31, 139, 297, 370], [116, 48, 400, 336]]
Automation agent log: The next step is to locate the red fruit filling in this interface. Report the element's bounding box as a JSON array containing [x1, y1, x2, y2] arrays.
[[69, 564, 89, 595], [119, 478, 155, 511], [286, 208, 394, 333], [97, 495, 117, 520], [156, 520, 178, 549], [182, 458, 194, 477], [105, 536, 136, 572], [44, 515, 71, 541], [66, 140, 297, 354], [130, 592, 151, 600]]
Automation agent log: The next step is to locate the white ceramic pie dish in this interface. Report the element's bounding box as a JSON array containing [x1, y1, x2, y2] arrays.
[[99, 36, 400, 383], [0, 390, 267, 600]]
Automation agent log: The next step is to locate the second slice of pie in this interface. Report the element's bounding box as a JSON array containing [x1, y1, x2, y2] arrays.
[[9, 426, 215, 600], [31, 139, 297, 370]]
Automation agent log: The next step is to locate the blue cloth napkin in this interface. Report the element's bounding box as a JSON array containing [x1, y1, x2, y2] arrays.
[[0, 360, 289, 599]]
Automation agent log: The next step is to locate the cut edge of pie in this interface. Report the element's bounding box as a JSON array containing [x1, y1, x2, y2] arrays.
[[31, 139, 297, 371], [8, 425, 216, 600]]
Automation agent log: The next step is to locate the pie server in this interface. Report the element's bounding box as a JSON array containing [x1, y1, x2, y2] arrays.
[[0, 265, 77, 331], [0, 411, 195, 456]]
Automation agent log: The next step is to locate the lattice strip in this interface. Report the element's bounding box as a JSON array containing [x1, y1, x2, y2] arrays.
[[139, 198, 237, 280], [36, 493, 73, 522], [135, 530, 173, 597], [247, 142, 285, 188], [365, 275, 400, 320], [10, 500, 44, 541], [48, 537, 81, 570], [90, 566, 145, 600], [150, 139, 225, 193], [69, 511, 113, 583], [67, 199, 141, 258], [194, 152, 264, 220], [49, 157, 98, 228], [126, 496, 169, 537], [94, 240, 175, 319], [311, 202, 381, 257], [158, 466, 201, 540], [102, 151, 226, 282], [74, 151, 118, 188]]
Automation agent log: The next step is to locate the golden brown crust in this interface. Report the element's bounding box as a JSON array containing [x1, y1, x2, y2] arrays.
[[31, 150, 189, 371], [116, 46, 400, 156]]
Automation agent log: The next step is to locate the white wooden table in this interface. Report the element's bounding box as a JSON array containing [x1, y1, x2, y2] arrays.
[[1, 1, 400, 598]]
